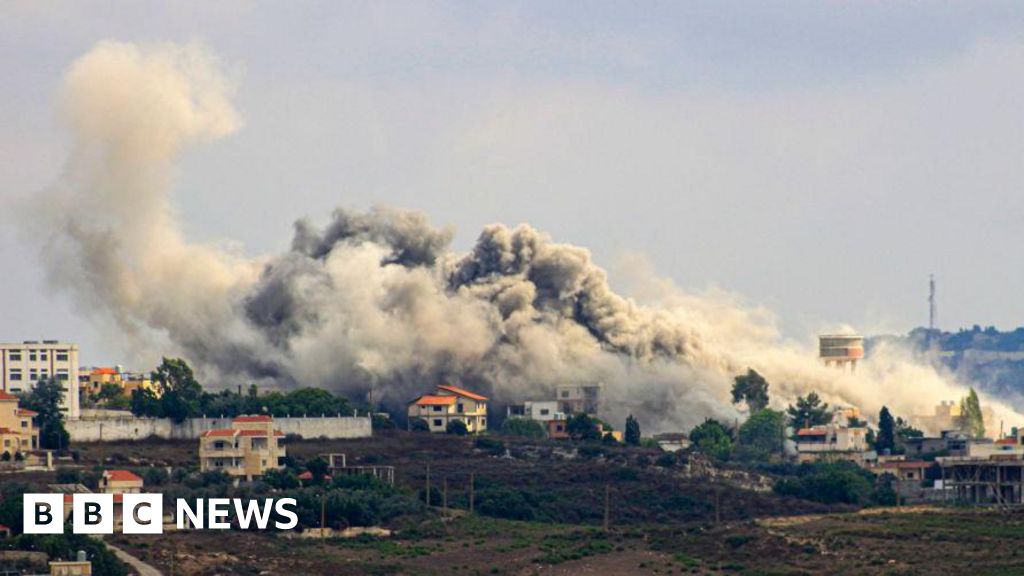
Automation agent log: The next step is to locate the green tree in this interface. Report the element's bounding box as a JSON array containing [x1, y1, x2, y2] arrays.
[[500, 417, 546, 438], [773, 461, 873, 505], [731, 369, 770, 413], [786, 392, 831, 431], [130, 387, 161, 417], [446, 419, 469, 435], [737, 409, 785, 461], [152, 358, 203, 422], [895, 416, 924, 441], [959, 387, 985, 438], [876, 406, 896, 452], [20, 378, 70, 450], [566, 413, 601, 441], [624, 414, 641, 446], [688, 418, 733, 460], [305, 456, 330, 484]]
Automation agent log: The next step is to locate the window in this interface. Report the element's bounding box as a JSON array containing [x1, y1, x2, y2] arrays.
[[21, 420, 27, 428], [457, 403, 464, 413], [28, 371, 37, 381], [38, 352, 47, 361], [540, 409, 550, 416], [433, 419, 442, 427], [56, 370, 68, 381], [28, 352, 36, 361], [55, 353, 68, 362], [432, 405, 442, 412], [9, 370, 21, 381], [560, 391, 569, 398], [481, 418, 487, 427], [8, 352, 20, 361]]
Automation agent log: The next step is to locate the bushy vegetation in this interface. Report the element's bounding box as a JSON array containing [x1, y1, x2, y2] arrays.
[[19, 378, 70, 449], [501, 417, 546, 438], [688, 418, 733, 460], [130, 358, 354, 421], [773, 461, 883, 505]]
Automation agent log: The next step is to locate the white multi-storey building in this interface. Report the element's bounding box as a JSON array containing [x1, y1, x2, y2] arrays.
[[0, 341, 80, 419]]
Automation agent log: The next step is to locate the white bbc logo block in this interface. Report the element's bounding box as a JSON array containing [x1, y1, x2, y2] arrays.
[[23, 494, 64, 534], [72, 493, 114, 535], [122, 494, 163, 534]]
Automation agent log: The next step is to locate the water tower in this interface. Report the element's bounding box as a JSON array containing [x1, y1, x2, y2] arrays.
[[818, 334, 865, 372]]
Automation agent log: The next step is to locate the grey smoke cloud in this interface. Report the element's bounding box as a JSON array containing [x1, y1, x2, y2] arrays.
[[29, 40, 1024, 433]]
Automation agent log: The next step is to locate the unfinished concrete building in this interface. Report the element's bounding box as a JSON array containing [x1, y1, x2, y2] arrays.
[[939, 456, 1024, 505]]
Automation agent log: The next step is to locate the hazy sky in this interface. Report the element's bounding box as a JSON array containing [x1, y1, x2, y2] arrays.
[[3, 2, 1024, 366]]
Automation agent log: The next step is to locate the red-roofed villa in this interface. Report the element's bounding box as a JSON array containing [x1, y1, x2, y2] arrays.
[[408, 384, 489, 434]]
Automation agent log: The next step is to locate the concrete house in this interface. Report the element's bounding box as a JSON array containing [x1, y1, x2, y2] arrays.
[[199, 415, 286, 479], [408, 385, 489, 434], [99, 469, 144, 494], [0, 391, 38, 456], [795, 424, 869, 463]]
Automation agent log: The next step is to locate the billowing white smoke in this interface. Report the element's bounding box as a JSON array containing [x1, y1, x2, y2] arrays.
[[30, 41, 1024, 433]]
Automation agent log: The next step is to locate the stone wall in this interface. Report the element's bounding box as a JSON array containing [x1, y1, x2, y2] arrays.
[[66, 415, 372, 442]]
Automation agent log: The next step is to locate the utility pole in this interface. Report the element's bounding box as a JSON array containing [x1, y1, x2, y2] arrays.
[[320, 491, 326, 553], [425, 465, 431, 507], [469, 472, 475, 513]]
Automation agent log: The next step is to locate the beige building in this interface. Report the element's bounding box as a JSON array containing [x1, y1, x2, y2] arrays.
[[199, 415, 286, 479], [99, 469, 144, 494], [795, 424, 870, 463], [408, 385, 489, 434], [0, 341, 79, 419], [0, 390, 39, 456], [80, 367, 157, 400]]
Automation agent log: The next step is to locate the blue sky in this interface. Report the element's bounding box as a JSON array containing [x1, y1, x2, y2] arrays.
[[3, 2, 1024, 365]]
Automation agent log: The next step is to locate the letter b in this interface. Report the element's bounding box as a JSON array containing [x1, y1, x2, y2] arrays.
[[72, 494, 113, 534], [23, 494, 63, 534]]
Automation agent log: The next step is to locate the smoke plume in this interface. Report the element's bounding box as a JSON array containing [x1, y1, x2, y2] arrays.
[[29, 41, 1024, 432]]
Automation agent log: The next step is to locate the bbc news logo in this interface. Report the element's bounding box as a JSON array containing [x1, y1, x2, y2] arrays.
[[24, 494, 298, 534]]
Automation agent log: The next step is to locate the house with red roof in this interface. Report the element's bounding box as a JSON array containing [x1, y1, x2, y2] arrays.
[[199, 415, 286, 480], [100, 469, 144, 494], [408, 384, 489, 434], [0, 390, 39, 457]]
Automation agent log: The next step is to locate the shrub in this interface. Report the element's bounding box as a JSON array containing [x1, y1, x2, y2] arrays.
[[773, 461, 873, 505], [144, 467, 170, 486], [446, 420, 469, 436], [474, 436, 505, 455], [501, 417, 546, 439], [476, 488, 535, 521], [410, 418, 430, 432]]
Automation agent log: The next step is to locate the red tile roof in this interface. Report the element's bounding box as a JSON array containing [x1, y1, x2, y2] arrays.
[[16, 409, 37, 417], [996, 438, 1018, 445], [233, 415, 273, 423], [436, 385, 488, 401], [201, 429, 238, 438], [64, 494, 124, 503], [0, 392, 18, 401], [796, 427, 828, 437], [91, 367, 119, 376], [411, 394, 457, 406], [104, 470, 143, 483]]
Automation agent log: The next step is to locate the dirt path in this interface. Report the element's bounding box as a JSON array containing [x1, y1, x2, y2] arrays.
[[104, 541, 162, 576]]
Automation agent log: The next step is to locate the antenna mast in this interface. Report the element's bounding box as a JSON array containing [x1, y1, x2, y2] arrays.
[[928, 274, 936, 332]]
